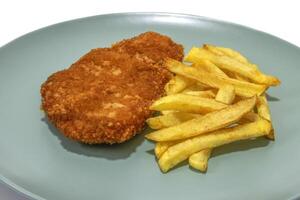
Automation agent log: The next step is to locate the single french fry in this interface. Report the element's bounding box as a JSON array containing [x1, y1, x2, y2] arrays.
[[222, 70, 250, 82], [166, 58, 267, 97], [215, 85, 235, 104], [147, 112, 201, 129], [257, 94, 275, 140], [150, 94, 227, 114], [239, 112, 260, 124], [185, 47, 280, 86], [146, 96, 256, 142], [189, 148, 212, 172], [160, 110, 175, 115], [155, 111, 258, 129], [159, 118, 271, 172], [235, 74, 250, 82], [192, 60, 228, 77], [203, 44, 250, 65], [182, 90, 216, 98], [182, 83, 211, 92], [155, 141, 179, 159], [164, 75, 195, 95], [257, 95, 271, 121]]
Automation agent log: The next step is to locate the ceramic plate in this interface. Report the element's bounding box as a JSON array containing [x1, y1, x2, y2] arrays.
[[0, 13, 299, 200]]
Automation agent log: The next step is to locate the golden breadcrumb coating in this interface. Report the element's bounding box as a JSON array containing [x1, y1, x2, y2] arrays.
[[41, 32, 183, 144]]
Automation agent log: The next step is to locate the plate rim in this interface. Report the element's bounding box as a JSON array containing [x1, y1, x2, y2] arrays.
[[1, 12, 299, 51], [1, 12, 299, 200]]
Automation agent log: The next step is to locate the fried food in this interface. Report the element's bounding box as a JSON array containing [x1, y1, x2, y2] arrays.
[[215, 85, 235, 104], [182, 90, 216, 98], [146, 44, 280, 173], [146, 97, 256, 142], [150, 93, 227, 114], [158, 118, 271, 172], [166, 58, 267, 97], [203, 44, 250, 64], [41, 32, 184, 144], [192, 60, 228, 77], [155, 141, 180, 159], [112, 31, 184, 64], [257, 94, 275, 140], [147, 112, 201, 129], [164, 75, 195, 95], [185, 47, 280, 86], [189, 149, 212, 172], [181, 82, 211, 92], [238, 112, 260, 124]]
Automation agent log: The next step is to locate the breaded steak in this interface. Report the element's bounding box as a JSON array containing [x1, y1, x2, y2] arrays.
[[41, 32, 183, 144]]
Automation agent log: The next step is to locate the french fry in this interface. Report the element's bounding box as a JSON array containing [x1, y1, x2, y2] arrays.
[[215, 85, 235, 104], [257, 95, 271, 121], [147, 112, 201, 129], [146, 96, 256, 142], [166, 58, 267, 97], [192, 60, 228, 77], [150, 94, 227, 114], [158, 118, 271, 172], [182, 90, 216, 98], [234, 74, 250, 82], [203, 44, 250, 65], [223, 70, 250, 82], [182, 83, 210, 92], [154, 111, 258, 129], [155, 141, 180, 159], [238, 112, 259, 124], [164, 75, 195, 95], [257, 94, 275, 140], [189, 149, 212, 172], [160, 110, 175, 115], [185, 47, 280, 86]]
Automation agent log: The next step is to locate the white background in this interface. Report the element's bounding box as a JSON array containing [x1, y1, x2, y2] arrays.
[[0, 0, 299, 199]]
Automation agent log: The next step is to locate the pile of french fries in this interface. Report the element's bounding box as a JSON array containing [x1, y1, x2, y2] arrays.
[[145, 44, 280, 173]]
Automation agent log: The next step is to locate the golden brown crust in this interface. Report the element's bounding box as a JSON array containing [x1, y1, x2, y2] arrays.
[[41, 32, 183, 144], [112, 31, 184, 65]]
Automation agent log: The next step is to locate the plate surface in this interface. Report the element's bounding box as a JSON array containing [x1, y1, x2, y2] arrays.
[[0, 13, 299, 200]]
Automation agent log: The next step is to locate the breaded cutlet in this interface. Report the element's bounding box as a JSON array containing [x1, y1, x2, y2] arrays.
[[41, 32, 183, 144]]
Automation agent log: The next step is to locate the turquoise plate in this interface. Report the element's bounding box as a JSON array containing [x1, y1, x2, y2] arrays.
[[0, 13, 299, 200]]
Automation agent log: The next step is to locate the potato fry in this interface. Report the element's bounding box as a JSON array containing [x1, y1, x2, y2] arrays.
[[159, 118, 271, 172], [146, 96, 256, 142], [234, 74, 250, 82], [257, 94, 275, 140], [156, 110, 257, 129], [203, 44, 250, 65], [164, 75, 195, 95], [238, 112, 259, 124], [185, 47, 280, 86], [166, 58, 267, 97], [182, 90, 216, 98], [257, 95, 271, 121], [150, 94, 227, 114], [182, 83, 210, 92], [155, 141, 180, 159], [189, 149, 212, 172], [192, 60, 228, 77], [147, 112, 201, 129], [215, 85, 235, 104], [223, 70, 250, 82], [160, 110, 175, 115]]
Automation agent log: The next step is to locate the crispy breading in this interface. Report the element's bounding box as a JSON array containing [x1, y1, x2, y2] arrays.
[[41, 32, 183, 144], [112, 31, 184, 64]]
